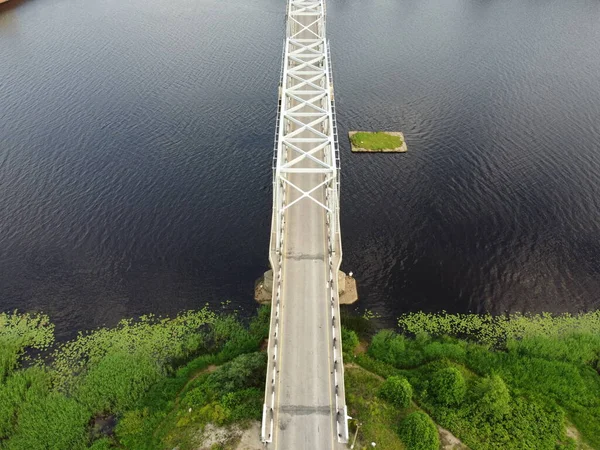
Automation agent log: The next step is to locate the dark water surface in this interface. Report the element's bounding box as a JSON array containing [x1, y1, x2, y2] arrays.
[[1, 0, 600, 338]]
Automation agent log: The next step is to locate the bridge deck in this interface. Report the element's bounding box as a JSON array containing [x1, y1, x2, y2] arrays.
[[262, 0, 348, 449]]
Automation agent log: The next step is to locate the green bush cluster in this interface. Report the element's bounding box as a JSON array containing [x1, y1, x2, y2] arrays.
[[429, 367, 466, 406], [398, 411, 439, 450], [358, 312, 600, 450], [344, 367, 407, 449], [471, 374, 511, 422], [378, 376, 412, 408], [0, 306, 271, 450], [341, 326, 359, 358]]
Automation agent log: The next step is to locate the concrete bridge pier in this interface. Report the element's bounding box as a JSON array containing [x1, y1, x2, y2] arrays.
[[255, 270, 358, 305]]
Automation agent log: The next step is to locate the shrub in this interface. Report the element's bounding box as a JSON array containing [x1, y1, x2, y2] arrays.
[[3, 392, 89, 450], [87, 438, 113, 450], [368, 330, 395, 361], [220, 387, 263, 422], [182, 352, 267, 409], [248, 305, 270, 341], [76, 351, 162, 413], [368, 330, 407, 366], [205, 352, 266, 397], [379, 376, 412, 408], [0, 367, 51, 439], [429, 367, 466, 406], [472, 374, 510, 422], [422, 340, 467, 363], [341, 327, 359, 357], [114, 408, 155, 449], [398, 411, 439, 450], [340, 311, 375, 338]]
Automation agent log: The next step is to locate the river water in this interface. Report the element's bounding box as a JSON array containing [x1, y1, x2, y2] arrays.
[[1, 0, 600, 337]]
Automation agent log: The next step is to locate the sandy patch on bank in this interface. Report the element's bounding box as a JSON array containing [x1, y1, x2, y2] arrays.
[[235, 421, 263, 450], [193, 421, 262, 450], [438, 425, 469, 450]]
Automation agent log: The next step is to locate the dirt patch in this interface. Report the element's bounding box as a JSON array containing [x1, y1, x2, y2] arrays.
[[566, 424, 594, 450], [355, 341, 368, 355], [196, 423, 240, 449], [438, 425, 469, 450], [192, 422, 263, 450], [235, 421, 263, 450], [260, 339, 269, 352]]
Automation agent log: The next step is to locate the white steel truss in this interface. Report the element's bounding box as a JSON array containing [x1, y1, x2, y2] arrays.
[[272, 0, 340, 255]]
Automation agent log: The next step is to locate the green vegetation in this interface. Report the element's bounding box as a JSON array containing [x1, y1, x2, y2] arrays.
[[398, 411, 439, 450], [341, 326, 359, 359], [350, 132, 402, 150], [345, 366, 408, 449], [378, 376, 412, 408], [429, 367, 466, 407], [0, 307, 270, 449], [3, 307, 600, 449], [343, 311, 600, 449]]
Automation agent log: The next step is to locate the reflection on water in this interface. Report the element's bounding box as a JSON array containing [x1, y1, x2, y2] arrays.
[[1, 0, 600, 337]]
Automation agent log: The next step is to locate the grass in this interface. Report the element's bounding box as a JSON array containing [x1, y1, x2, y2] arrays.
[[350, 132, 402, 150], [345, 365, 408, 449], [342, 311, 600, 450]]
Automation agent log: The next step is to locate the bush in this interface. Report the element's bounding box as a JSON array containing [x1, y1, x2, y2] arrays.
[[472, 374, 510, 422], [220, 387, 263, 422], [0, 367, 51, 439], [379, 376, 412, 408], [398, 411, 439, 450], [87, 438, 113, 450], [76, 351, 162, 413], [429, 367, 466, 406], [3, 392, 90, 450], [114, 408, 155, 449], [182, 352, 267, 410], [205, 352, 267, 397], [340, 312, 375, 338], [368, 330, 407, 366], [248, 306, 270, 341], [341, 327, 359, 357]]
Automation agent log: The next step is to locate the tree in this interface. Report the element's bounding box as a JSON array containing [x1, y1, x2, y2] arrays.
[[379, 376, 413, 408], [429, 367, 466, 406], [398, 411, 439, 450], [473, 374, 510, 421]]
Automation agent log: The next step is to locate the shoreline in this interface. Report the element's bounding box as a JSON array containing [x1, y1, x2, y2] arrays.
[[2, 308, 599, 449]]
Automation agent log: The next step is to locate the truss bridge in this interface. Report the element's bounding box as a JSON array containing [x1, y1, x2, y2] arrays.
[[261, 0, 349, 448]]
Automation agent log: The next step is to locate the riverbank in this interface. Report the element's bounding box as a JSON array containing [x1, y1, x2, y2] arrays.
[[0, 307, 271, 450], [342, 311, 600, 450], [1, 308, 599, 449]]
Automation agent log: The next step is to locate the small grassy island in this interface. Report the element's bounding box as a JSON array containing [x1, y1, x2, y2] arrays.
[[349, 131, 407, 153], [1, 308, 600, 449]]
